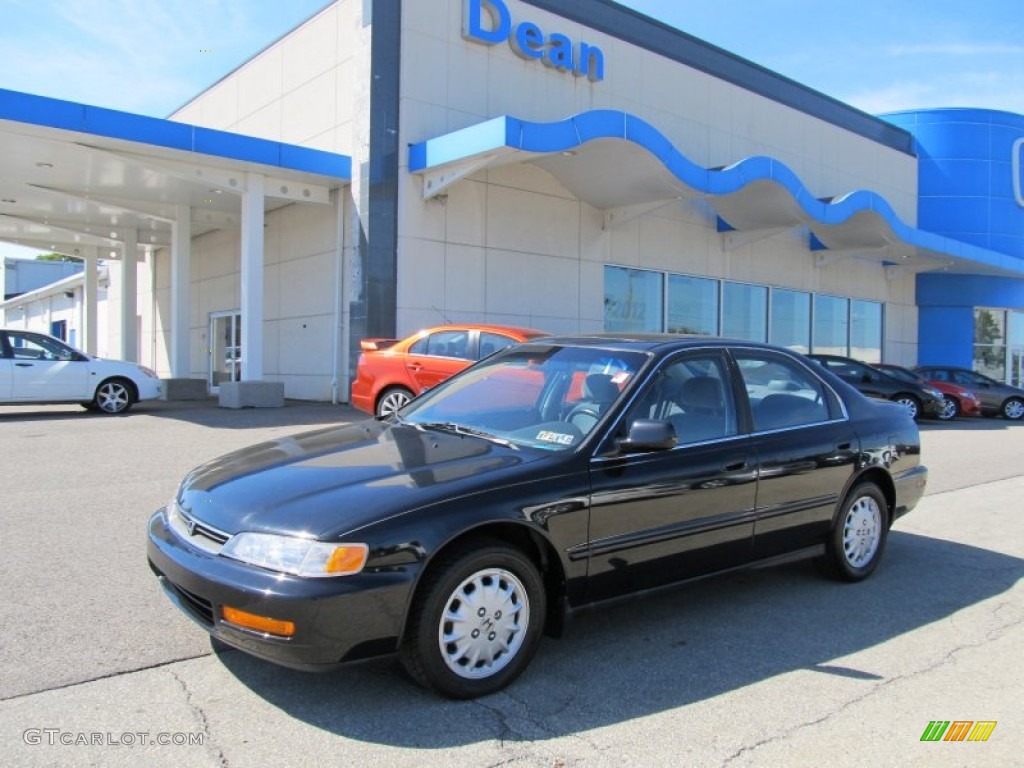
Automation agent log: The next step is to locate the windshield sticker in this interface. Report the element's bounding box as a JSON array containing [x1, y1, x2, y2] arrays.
[[536, 430, 575, 446]]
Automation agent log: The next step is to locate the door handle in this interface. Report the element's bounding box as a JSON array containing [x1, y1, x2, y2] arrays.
[[725, 460, 748, 472], [407, 363, 423, 372], [837, 442, 851, 450], [15, 362, 33, 367]]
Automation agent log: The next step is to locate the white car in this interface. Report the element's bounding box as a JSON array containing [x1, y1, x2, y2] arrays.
[[0, 329, 162, 414]]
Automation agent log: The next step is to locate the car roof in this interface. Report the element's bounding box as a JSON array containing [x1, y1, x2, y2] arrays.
[[412, 324, 547, 338], [527, 333, 796, 354]]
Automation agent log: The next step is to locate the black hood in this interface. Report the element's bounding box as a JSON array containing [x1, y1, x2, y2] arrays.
[[177, 420, 550, 539]]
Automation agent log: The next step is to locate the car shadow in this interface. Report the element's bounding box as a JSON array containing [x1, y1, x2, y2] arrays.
[[213, 529, 1022, 746], [919, 415, 1022, 431], [0, 400, 364, 430]]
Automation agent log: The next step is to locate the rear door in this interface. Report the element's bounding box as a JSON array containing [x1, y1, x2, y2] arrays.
[[405, 329, 475, 392], [734, 350, 859, 557]]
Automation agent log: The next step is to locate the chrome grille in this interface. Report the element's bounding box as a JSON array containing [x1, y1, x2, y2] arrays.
[[167, 502, 231, 554]]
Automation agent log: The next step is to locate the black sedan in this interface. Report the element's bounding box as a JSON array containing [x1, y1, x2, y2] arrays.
[[807, 354, 945, 420], [148, 335, 927, 699]]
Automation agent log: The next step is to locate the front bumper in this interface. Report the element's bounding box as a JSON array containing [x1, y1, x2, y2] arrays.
[[147, 508, 418, 669], [137, 378, 163, 402]]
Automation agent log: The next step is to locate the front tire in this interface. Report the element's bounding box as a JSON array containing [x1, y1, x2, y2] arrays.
[[892, 394, 920, 420], [400, 541, 546, 699], [821, 483, 889, 582], [938, 395, 959, 421], [93, 378, 135, 414], [1002, 397, 1024, 421]]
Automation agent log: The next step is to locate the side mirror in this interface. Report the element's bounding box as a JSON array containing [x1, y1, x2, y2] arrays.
[[619, 419, 677, 452]]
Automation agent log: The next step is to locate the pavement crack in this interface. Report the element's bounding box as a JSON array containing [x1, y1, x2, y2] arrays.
[[721, 605, 1023, 766], [168, 669, 229, 768], [0, 652, 215, 703]]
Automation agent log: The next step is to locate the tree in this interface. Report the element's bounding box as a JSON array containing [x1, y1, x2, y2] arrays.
[[35, 252, 83, 263]]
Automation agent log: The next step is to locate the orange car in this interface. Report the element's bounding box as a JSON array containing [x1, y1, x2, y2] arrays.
[[350, 324, 548, 416]]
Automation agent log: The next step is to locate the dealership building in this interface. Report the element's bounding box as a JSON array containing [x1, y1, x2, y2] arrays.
[[1, 0, 1023, 404]]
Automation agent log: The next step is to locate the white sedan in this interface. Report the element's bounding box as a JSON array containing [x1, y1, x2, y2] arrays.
[[0, 329, 162, 414]]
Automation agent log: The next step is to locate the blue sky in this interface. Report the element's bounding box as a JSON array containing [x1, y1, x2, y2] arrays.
[[2, 0, 1022, 259]]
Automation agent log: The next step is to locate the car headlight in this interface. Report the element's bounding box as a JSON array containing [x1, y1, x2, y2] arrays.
[[925, 387, 944, 399], [136, 365, 159, 378], [220, 533, 368, 578]]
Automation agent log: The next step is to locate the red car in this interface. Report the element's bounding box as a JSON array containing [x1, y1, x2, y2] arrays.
[[350, 324, 548, 416], [874, 364, 982, 420]]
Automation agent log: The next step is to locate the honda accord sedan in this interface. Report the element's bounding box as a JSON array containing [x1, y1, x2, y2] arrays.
[[148, 335, 927, 699]]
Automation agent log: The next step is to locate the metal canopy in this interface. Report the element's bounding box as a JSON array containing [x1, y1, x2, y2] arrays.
[[409, 110, 1024, 279], [0, 88, 351, 259]]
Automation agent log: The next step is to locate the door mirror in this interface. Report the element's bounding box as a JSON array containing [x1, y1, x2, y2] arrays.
[[619, 419, 677, 452]]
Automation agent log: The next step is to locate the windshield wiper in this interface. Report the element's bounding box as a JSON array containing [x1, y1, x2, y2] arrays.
[[412, 421, 518, 449]]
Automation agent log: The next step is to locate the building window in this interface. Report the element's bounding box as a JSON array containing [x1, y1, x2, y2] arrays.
[[1009, 311, 1024, 387], [974, 308, 1006, 381], [850, 299, 883, 363], [770, 288, 810, 352], [604, 266, 663, 333], [722, 282, 767, 342], [601, 267, 882, 361], [667, 275, 718, 335], [812, 295, 849, 356]]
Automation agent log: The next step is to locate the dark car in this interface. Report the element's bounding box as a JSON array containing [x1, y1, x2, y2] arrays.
[[914, 365, 1024, 420], [874, 363, 983, 421], [149, 335, 927, 699], [807, 354, 945, 420]]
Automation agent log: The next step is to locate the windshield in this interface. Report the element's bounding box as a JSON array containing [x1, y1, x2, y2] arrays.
[[397, 344, 649, 451], [879, 365, 920, 384]]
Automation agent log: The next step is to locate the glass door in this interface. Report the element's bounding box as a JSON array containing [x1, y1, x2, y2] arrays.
[[209, 311, 241, 391]]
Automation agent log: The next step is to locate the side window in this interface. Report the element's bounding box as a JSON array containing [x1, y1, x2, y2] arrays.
[[952, 371, 975, 386], [923, 368, 947, 382], [736, 352, 832, 431], [478, 332, 516, 360], [9, 333, 74, 361], [418, 331, 472, 360], [626, 353, 736, 444]]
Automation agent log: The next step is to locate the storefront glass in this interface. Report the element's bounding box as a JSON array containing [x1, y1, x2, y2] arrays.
[[769, 288, 810, 352], [604, 266, 663, 333], [667, 275, 718, 335], [722, 282, 767, 341], [850, 299, 883, 363], [973, 308, 1006, 381], [812, 295, 849, 356]]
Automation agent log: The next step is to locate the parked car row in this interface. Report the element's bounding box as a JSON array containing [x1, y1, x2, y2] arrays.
[[352, 326, 1024, 423]]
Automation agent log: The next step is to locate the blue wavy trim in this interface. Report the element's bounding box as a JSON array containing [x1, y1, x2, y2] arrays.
[[409, 110, 1024, 275]]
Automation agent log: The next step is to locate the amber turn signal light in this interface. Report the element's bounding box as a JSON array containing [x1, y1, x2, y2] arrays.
[[221, 606, 295, 637]]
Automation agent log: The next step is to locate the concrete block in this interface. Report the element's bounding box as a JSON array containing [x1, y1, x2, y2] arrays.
[[218, 381, 285, 409], [161, 378, 209, 401]]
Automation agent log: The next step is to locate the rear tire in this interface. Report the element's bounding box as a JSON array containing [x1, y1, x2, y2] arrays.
[[821, 483, 889, 582], [1002, 397, 1024, 421], [376, 386, 413, 418], [400, 540, 546, 699]]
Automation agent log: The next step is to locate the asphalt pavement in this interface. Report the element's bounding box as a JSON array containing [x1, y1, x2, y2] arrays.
[[0, 400, 1020, 767]]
